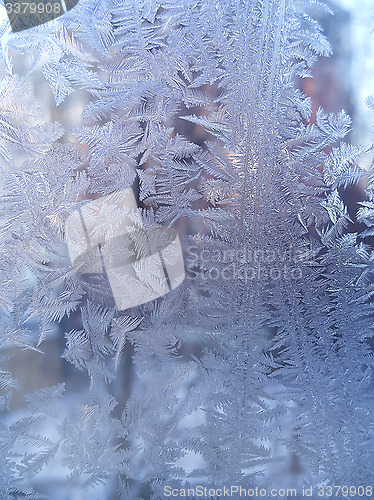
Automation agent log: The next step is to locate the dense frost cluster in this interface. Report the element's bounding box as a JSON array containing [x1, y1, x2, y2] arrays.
[[0, 0, 373, 498]]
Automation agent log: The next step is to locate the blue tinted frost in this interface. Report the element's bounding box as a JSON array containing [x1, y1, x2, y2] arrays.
[[0, 0, 373, 498]]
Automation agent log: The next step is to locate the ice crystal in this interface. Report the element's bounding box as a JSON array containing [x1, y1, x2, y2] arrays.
[[0, 0, 373, 498]]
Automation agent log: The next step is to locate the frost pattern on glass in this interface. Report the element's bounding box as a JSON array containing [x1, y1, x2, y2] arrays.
[[0, 0, 373, 498]]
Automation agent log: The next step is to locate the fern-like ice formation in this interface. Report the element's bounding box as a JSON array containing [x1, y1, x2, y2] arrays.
[[0, 0, 373, 498]]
